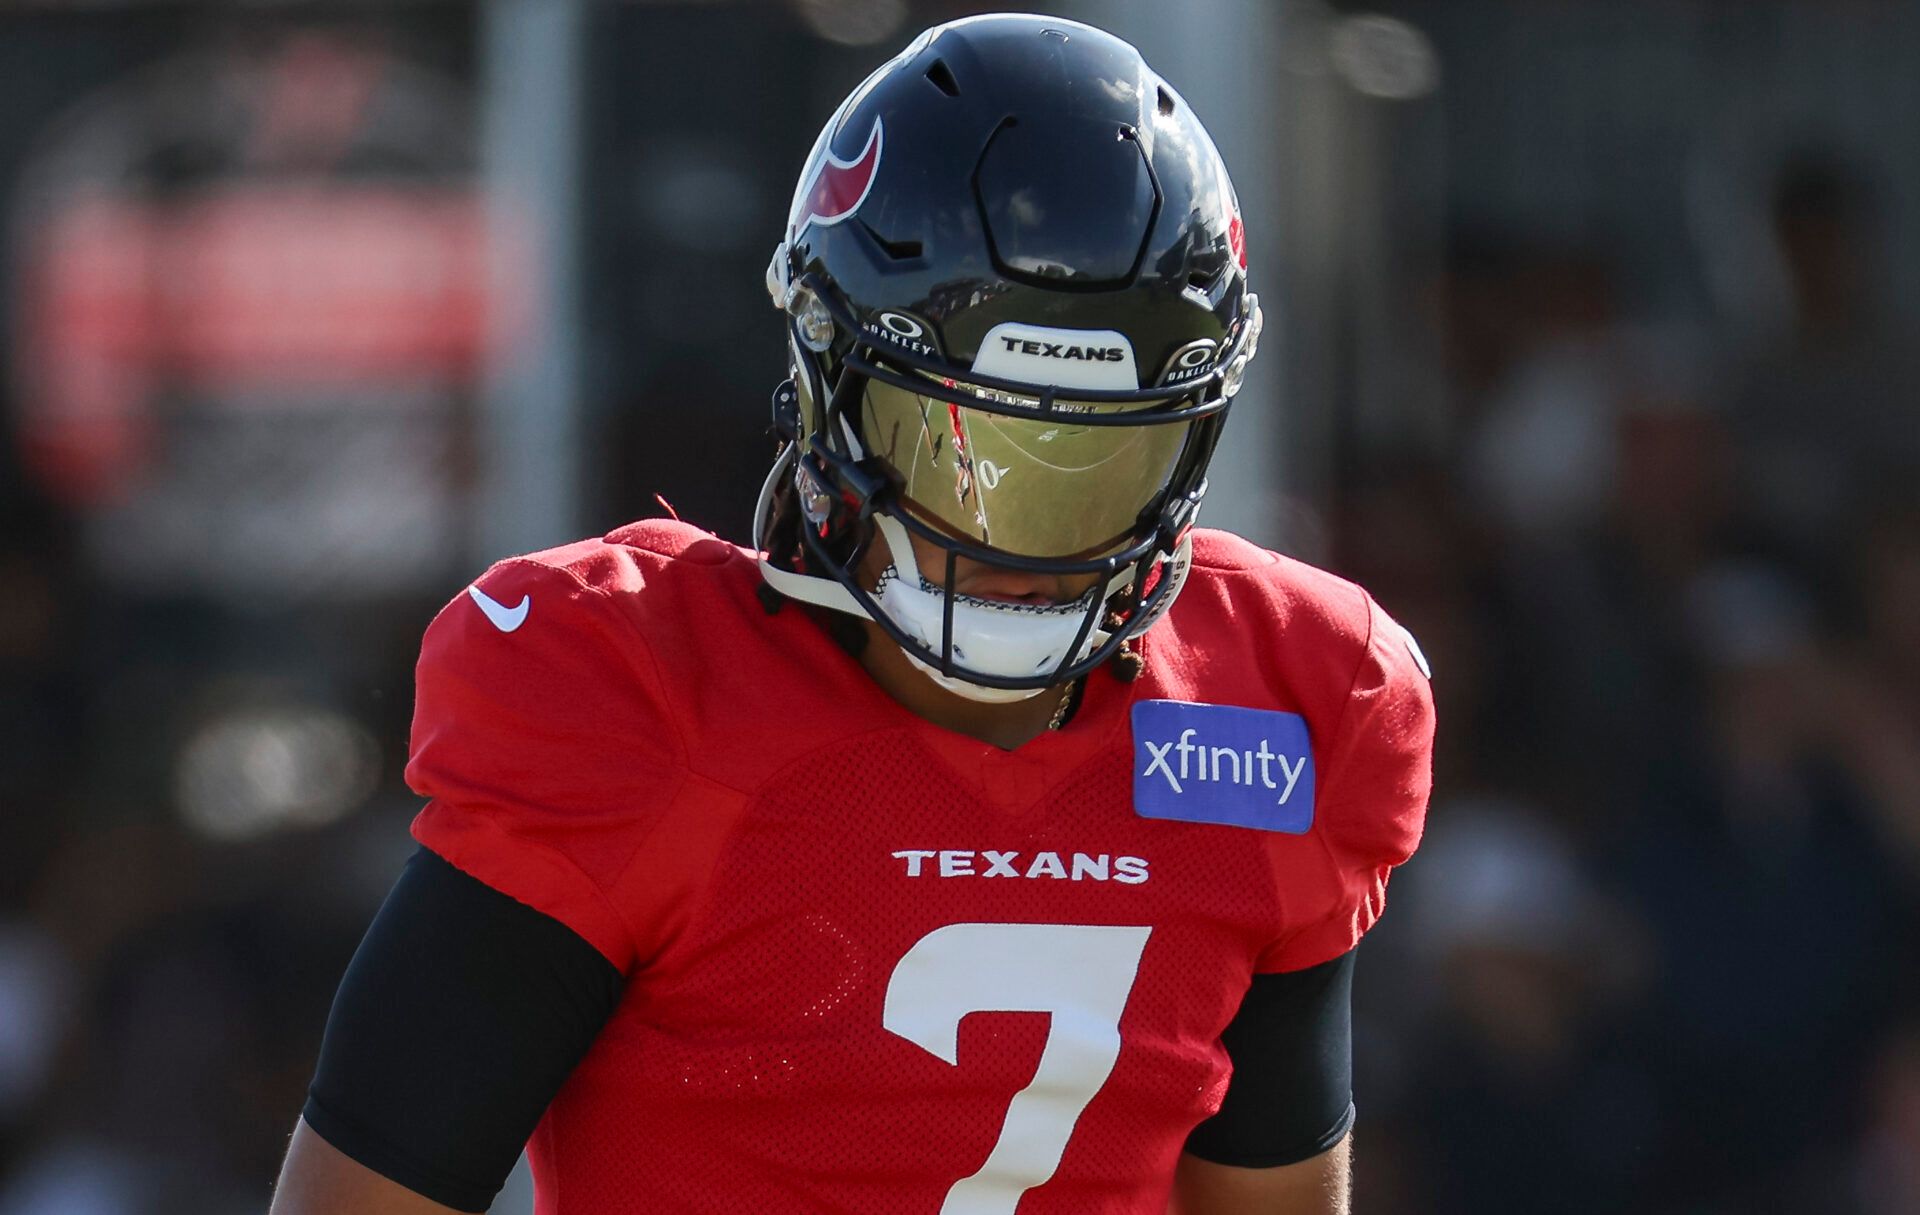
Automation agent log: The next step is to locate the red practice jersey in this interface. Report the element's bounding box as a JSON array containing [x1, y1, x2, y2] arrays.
[[406, 520, 1434, 1215]]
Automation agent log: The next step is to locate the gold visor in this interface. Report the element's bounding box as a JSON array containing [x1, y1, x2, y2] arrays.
[[860, 376, 1192, 559]]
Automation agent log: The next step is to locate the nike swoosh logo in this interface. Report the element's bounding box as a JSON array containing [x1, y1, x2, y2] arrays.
[[467, 585, 530, 633]]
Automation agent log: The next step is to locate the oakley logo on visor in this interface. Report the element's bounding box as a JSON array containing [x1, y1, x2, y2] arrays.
[[863, 310, 941, 359], [973, 322, 1139, 391], [1157, 339, 1219, 388]]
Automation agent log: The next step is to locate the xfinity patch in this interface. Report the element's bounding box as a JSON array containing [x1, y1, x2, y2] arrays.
[[1132, 700, 1316, 834], [973, 322, 1139, 391]]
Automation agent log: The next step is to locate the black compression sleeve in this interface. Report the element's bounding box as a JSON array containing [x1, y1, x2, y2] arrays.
[[302, 847, 623, 1212], [1183, 946, 1357, 1168]]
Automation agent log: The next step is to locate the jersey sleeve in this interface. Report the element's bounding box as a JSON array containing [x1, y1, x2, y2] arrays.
[[1259, 593, 1435, 973], [406, 557, 684, 974]]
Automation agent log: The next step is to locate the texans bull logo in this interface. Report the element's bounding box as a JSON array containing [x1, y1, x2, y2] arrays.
[[793, 117, 883, 235]]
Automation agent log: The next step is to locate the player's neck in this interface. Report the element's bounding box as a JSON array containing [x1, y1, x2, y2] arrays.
[[855, 621, 1069, 750]]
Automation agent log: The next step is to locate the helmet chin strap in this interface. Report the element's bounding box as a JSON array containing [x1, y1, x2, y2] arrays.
[[753, 446, 1175, 703]]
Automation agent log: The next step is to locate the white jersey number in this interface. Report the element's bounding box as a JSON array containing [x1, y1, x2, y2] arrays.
[[882, 922, 1153, 1215]]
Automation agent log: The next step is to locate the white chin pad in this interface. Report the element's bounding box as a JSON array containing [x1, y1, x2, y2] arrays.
[[859, 514, 1137, 703], [876, 568, 1103, 702]]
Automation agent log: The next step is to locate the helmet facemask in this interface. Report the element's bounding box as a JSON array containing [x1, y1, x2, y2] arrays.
[[755, 272, 1259, 701]]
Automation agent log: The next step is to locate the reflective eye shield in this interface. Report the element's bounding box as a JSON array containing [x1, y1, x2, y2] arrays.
[[787, 343, 1211, 576], [783, 275, 1236, 554], [863, 378, 1197, 559]]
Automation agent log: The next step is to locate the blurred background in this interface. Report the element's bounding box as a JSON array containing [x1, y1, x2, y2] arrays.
[[1, 1, 1916, 1212]]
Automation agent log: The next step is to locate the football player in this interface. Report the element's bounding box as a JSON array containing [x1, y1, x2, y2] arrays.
[[270, 14, 1433, 1215]]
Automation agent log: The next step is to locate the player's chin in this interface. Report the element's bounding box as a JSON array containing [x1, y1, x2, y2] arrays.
[[953, 577, 1087, 606]]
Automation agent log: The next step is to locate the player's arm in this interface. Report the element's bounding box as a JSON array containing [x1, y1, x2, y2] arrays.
[[1170, 1138, 1351, 1215], [270, 847, 625, 1214], [1169, 948, 1357, 1215], [272, 1123, 462, 1215]]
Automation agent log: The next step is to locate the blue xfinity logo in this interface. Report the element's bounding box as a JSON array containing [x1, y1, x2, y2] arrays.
[[1131, 700, 1316, 834]]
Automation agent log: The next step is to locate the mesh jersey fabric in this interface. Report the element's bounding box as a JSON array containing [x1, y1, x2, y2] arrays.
[[406, 519, 1434, 1215]]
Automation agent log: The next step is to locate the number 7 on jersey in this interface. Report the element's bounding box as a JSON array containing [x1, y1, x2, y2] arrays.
[[883, 923, 1154, 1215]]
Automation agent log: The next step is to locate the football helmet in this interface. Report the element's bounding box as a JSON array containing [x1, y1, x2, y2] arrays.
[[756, 13, 1261, 701]]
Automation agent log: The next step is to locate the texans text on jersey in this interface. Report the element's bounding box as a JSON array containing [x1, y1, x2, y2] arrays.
[[891, 849, 1150, 884]]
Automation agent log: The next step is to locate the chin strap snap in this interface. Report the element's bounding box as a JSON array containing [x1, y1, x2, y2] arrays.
[[770, 379, 801, 440]]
